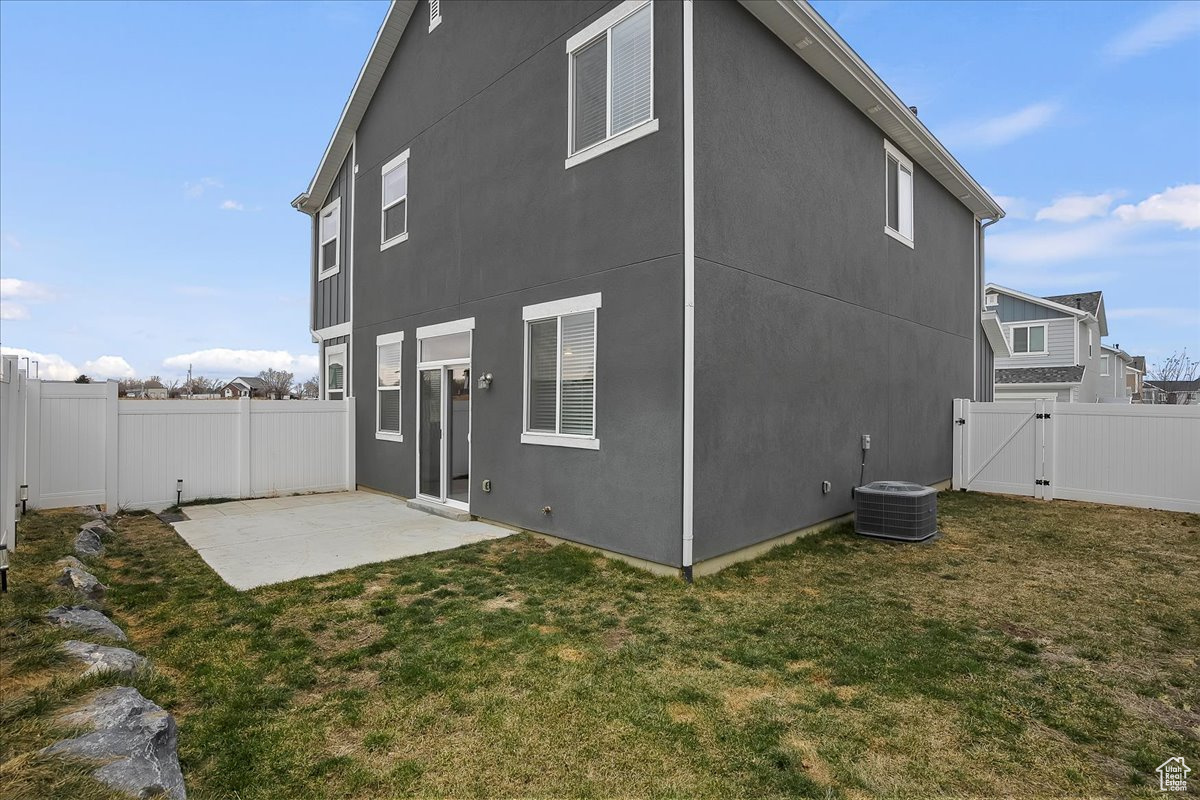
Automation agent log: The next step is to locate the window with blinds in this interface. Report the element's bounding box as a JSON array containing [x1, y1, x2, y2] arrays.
[[429, 0, 441, 31], [381, 150, 409, 249], [570, 1, 653, 155], [325, 345, 346, 401], [525, 310, 597, 439], [884, 140, 914, 244], [377, 333, 403, 439], [319, 198, 340, 277]]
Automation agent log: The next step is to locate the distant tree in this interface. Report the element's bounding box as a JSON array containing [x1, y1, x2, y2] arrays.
[[1149, 349, 1199, 404], [145, 374, 162, 385], [300, 375, 319, 399], [74, 374, 91, 384], [165, 379, 182, 399], [186, 375, 219, 396], [258, 368, 295, 398]]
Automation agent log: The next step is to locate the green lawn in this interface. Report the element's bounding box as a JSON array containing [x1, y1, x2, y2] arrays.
[[1, 493, 1197, 799]]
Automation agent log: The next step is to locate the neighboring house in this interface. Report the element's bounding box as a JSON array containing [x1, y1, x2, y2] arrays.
[[222, 377, 270, 399], [1143, 379, 1200, 405], [126, 380, 169, 399], [1098, 344, 1134, 403], [291, 0, 1004, 576], [1127, 354, 1146, 401], [984, 284, 1109, 402]]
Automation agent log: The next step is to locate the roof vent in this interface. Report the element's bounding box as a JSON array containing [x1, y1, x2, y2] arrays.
[[908, 105, 918, 116], [1074, 297, 1082, 309], [854, 482, 938, 542]]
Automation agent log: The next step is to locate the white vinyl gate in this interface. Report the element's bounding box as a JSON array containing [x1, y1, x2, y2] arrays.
[[953, 399, 1200, 513]]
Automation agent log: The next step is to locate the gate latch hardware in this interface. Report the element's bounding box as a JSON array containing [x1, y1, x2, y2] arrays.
[[1035, 413, 1051, 419], [1035, 479, 1051, 486], [955, 418, 966, 425]]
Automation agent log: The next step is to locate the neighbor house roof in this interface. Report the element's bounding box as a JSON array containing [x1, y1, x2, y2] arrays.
[[1144, 379, 1200, 393], [1043, 291, 1102, 316], [996, 366, 1086, 385], [143, 380, 165, 389], [230, 377, 268, 390], [294, 0, 1004, 221]]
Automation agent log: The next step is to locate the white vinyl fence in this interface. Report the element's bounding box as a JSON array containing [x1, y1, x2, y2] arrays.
[[5, 377, 356, 533], [953, 399, 1200, 513], [1, 356, 28, 551]]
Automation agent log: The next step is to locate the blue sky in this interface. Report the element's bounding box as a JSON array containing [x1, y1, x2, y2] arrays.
[[1, 0, 1197, 382]]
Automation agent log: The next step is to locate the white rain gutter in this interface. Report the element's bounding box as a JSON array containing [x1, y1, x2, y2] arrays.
[[681, 0, 695, 582]]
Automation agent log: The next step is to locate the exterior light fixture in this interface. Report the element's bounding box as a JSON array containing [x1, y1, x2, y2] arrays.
[[19, 484, 28, 515], [477, 373, 493, 390], [0, 545, 8, 593], [176, 478, 183, 507]]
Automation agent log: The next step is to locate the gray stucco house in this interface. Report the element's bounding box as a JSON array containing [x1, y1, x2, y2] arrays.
[[984, 284, 1115, 403], [292, 0, 1004, 577]]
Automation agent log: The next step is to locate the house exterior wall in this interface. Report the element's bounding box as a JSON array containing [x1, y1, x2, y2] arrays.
[[342, 0, 686, 566], [690, 1, 976, 561], [994, 317, 1076, 370], [313, 152, 353, 330], [1075, 319, 1103, 402]]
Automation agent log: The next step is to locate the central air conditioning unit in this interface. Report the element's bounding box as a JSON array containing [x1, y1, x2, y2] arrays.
[[854, 481, 938, 542]]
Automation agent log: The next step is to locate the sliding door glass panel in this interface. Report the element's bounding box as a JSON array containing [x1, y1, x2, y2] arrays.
[[447, 367, 470, 505], [419, 369, 442, 499]]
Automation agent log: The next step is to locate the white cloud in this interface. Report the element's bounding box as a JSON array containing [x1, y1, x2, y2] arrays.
[[0, 347, 81, 381], [163, 348, 318, 376], [1113, 185, 1200, 230], [1, 304, 30, 320], [987, 268, 1119, 290], [3, 233, 21, 250], [1104, 2, 1200, 61], [1108, 307, 1200, 327], [946, 101, 1059, 148], [183, 177, 222, 199], [84, 355, 137, 379], [989, 220, 1125, 264], [987, 191, 1032, 220], [0, 277, 54, 301], [220, 199, 244, 211], [1035, 193, 1117, 223]]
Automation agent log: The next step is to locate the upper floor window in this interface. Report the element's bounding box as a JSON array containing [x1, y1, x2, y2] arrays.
[[884, 140, 914, 247], [1088, 326, 1094, 358], [565, 1, 656, 168], [325, 343, 346, 400], [319, 198, 340, 279], [377, 332, 403, 441], [1011, 324, 1046, 355], [429, 0, 441, 32], [381, 149, 409, 250], [522, 293, 602, 450], [1101, 354, 1110, 376]]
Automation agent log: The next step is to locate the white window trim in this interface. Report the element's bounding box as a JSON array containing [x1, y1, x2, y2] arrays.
[[1009, 323, 1048, 356], [380, 149, 410, 250], [429, 0, 441, 32], [416, 316, 475, 339], [883, 139, 914, 248], [1100, 354, 1110, 377], [324, 342, 347, 400], [521, 293, 601, 450], [318, 197, 341, 280], [376, 331, 404, 442], [564, 0, 657, 170]]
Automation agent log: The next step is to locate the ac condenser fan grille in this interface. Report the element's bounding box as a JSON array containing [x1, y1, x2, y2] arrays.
[[854, 481, 938, 542]]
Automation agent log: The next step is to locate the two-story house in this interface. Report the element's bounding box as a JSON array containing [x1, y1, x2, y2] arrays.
[[292, 0, 1004, 577], [985, 284, 1109, 402]]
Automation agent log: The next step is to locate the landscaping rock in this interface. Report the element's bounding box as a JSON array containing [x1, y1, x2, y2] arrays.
[[74, 529, 104, 557], [60, 641, 148, 676], [46, 606, 127, 641], [56, 555, 88, 571], [43, 686, 186, 800], [56, 566, 107, 600], [75, 505, 107, 520], [81, 519, 115, 538]]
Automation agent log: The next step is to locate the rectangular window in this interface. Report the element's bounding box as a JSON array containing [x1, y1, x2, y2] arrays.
[[376, 332, 403, 441], [325, 343, 347, 400], [1011, 324, 1047, 355], [1088, 327, 1094, 358], [522, 293, 602, 449], [884, 140, 914, 246], [429, 0, 441, 31], [381, 149, 409, 249], [1101, 355, 1110, 376], [566, 1, 656, 167], [319, 198, 340, 278]]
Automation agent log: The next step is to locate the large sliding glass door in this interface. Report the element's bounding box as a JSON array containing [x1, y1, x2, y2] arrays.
[[416, 325, 471, 510]]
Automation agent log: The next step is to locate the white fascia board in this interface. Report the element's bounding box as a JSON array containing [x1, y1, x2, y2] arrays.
[[315, 322, 352, 341], [522, 293, 602, 321], [984, 283, 1089, 319], [739, 0, 1003, 220], [980, 311, 1011, 357]]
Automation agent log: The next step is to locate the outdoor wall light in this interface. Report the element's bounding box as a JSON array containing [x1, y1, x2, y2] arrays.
[[477, 373, 493, 390], [176, 478, 183, 506], [0, 545, 8, 593], [19, 484, 28, 515]]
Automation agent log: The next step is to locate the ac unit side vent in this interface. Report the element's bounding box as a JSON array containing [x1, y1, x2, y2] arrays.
[[854, 481, 938, 542]]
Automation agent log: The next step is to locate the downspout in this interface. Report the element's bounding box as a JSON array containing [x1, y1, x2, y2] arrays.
[[681, 0, 695, 583], [977, 215, 1001, 401]]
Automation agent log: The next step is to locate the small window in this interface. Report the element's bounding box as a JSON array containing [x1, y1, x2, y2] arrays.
[[884, 140, 914, 246], [1101, 354, 1110, 376], [429, 0, 441, 31], [1011, 324, 1047, 355], [319, 198, 340, 279], [376, 332, 403, 441], [566, 1, 655, 166], [325, 343, 346, 400], [1088, 327, 1094, 358], [522, 293, 602, 449], [381, 149, 409, 249]]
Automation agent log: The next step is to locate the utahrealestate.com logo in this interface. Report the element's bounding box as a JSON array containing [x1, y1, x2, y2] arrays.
[[1157, 756, 1191, 793]]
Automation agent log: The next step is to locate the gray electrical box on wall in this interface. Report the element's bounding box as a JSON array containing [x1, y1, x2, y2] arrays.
[[861, 434, 871, 450], [481, 479, 492, 493]]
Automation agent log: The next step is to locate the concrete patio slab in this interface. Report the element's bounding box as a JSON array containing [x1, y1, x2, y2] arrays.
[[170, 492, 509, 590]]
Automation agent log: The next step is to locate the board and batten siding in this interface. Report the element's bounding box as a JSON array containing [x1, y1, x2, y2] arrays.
[[995, 317, 1076, 370], [996, 294, 1070, 322], [313, 151, 353, 331]]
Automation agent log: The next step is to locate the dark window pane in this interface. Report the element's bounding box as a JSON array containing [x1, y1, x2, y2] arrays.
[[528, 319, 558, 432], [886, 156, 899, 231], [322, 239, 337, 270], [573, 37, 607, 152], [384, 199, 407, 241]]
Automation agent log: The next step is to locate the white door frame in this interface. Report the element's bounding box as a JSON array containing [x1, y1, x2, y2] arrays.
[[415, 319, 473, 511]]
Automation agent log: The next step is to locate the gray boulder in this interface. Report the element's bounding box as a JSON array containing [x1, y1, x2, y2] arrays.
[[74, 529, 104, 557], [43, 687, 186, 800], [56, 566, 107, 599], [75, 506, 106, 520], [81, 519, 115, 538], [60, 641, 148, 676], [56, 555, 88, 570], [46, 606, 127, 641]]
